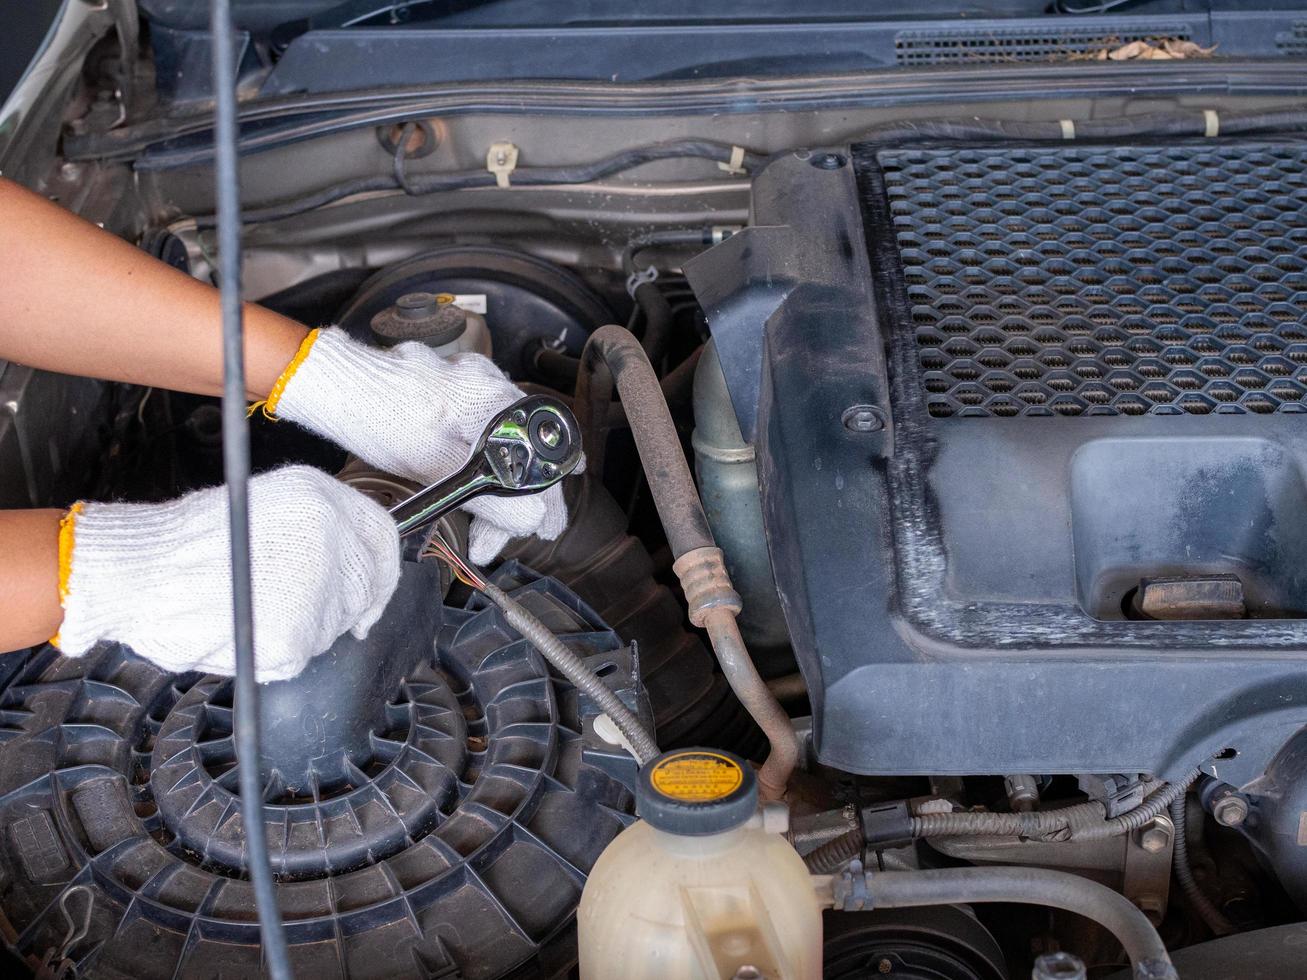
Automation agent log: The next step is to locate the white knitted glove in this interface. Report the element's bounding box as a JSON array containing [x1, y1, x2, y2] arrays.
[[273, 326, 573, 564], [54, 465, 401, 682]]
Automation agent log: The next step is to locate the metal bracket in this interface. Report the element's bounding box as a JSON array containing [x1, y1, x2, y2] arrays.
[[1124, 815, 1174, 925]]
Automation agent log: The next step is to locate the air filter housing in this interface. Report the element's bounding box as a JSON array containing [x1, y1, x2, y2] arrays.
[[687, 138, 1307, 783]]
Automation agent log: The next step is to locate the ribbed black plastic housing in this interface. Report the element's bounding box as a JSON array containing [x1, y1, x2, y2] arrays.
[[0, 564, 642, 979]]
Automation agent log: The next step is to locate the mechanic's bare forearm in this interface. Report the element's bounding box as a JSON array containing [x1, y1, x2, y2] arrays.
[[0, 178, 308, 399], [0, 510, 63, 652]]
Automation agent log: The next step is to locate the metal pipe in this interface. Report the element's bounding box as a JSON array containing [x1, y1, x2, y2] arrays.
[[814, 867, 1175, 976], [701, 607, 796, 800], [576, 325, 797, 798], [210, 1, 291, 976]]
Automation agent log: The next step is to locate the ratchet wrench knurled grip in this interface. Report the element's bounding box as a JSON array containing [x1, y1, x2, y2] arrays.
[[388, 394, 583, 540]]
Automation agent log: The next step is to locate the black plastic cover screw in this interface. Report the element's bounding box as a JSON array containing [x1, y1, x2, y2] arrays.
[[812, 153, 848, 170], [842, 405, 885, 432]]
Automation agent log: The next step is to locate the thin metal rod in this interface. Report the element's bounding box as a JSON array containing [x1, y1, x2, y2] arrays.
[[210, 2, 292, 976]]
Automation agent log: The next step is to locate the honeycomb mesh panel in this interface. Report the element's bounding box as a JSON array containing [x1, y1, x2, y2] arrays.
[[894, 25, 1191, 65], [872, 143, 1307, 418]]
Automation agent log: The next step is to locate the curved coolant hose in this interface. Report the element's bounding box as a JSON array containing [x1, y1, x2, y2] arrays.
[[575, 325, 798, 799], [1169, 795, 1236, 936], [910, 769, 1200, 842], [480, 582, 660, 765], [815, 867, 1175, 976]]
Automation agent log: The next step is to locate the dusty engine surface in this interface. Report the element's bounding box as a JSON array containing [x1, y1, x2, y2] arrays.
[[689, 139, 1307, 786]]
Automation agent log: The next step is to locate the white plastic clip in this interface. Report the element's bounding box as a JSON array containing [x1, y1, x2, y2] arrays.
[[486, 141, 519, 188], [1203, 109, 1220, 138], [1059, 119, 1076, 140], [717, 145, 747, 176]]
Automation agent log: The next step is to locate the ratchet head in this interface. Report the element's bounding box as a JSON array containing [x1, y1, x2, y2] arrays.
[[389, 394, 583, 540], [478, 394, 584, 492]]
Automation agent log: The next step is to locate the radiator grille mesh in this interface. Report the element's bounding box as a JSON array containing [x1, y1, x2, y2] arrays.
[[875, 143, 1307, 418]]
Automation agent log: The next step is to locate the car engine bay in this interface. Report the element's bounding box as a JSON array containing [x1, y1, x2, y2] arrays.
[[5, 2, 1307, 977]]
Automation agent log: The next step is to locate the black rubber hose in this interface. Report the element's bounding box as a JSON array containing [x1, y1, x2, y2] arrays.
[[633, 279, 676, 369], [1169, 795, 1236, 936], [831, 868, 1174, 975], [480, 582, 660, 764], [574, 326, 714, 556], [210, 2, 292, 978], [529, 342, 703, 409], [622, 228, 713, 276], [201, 140, 763, 227]]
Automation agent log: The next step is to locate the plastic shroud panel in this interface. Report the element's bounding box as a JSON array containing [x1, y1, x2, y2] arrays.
[[685, 139, 1307, 785]]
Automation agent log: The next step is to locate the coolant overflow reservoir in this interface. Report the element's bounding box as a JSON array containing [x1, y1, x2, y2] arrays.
[[578, 749, 822, 979]]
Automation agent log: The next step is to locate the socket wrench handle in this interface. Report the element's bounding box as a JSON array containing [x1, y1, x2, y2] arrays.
[[388, 394, 583, 540]]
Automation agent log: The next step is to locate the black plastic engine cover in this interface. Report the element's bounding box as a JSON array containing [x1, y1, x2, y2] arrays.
[[686, 140, 1307, 784]]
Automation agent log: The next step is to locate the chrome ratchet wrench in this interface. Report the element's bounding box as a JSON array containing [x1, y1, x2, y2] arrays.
[[388, 394, 583, 540]]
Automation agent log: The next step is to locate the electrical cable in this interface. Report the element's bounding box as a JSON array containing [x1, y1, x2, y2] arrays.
[[196, 140, 762, 228], [1169, 794, 1236, 936], [420, 531, 660, 764], [909, 769, 1199, 842], [210, 2, 292, 977]]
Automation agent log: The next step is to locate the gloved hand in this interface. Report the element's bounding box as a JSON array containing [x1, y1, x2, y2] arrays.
[[272, 326, 573, 564], [54, 465, 401, 682]]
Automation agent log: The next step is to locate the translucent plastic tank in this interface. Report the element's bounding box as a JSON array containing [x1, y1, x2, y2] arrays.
[[578, 748, 822, 979]]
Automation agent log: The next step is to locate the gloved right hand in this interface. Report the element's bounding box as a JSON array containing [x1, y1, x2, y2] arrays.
[[268, 326, 575, 565], [53, 465, 401, 682]]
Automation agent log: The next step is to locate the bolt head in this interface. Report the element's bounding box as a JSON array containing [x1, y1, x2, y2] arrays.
[[1212, 794, 1249, 828], [1139, 825, 1170, 853], [842, 404, 886, 433], [537, 418, 562, 448]]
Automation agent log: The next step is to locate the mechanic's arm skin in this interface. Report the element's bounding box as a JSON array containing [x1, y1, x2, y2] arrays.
[[0, 511, 63, 650], [0, 176, 309, 651], [0, 176, 308, 398]]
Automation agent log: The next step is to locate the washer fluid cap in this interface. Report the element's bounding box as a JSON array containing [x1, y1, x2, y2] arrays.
[[637, 747, 757, 836], [370, 291, 467, 347]]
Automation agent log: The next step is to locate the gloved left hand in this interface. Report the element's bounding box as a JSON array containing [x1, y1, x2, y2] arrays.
[[53, 465, 401, 681], [270, 326, 575, 564]]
